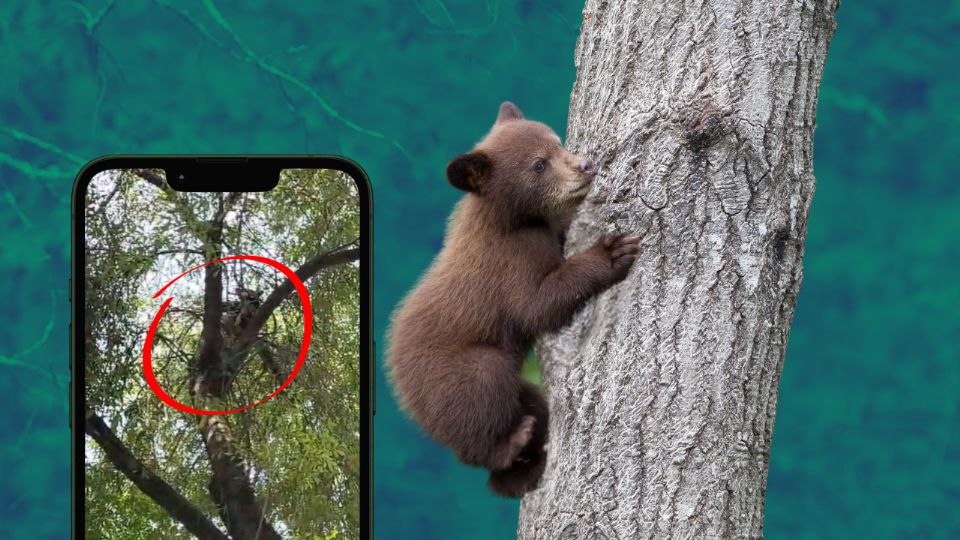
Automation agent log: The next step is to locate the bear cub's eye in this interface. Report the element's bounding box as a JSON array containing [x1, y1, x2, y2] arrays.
[[533, 160, 547, 173]]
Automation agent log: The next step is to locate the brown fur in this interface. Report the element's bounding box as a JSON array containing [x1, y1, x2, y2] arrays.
[[387, 102, 640, 497]]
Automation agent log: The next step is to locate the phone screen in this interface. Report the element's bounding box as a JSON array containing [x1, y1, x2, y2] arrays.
[[72, 159, 368, 539]]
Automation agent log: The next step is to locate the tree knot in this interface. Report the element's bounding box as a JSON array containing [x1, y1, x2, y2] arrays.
[[683, 101, 726, 151]]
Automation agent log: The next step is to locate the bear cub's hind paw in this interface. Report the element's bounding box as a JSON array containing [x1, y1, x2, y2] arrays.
[[492, 414, 537, 470]]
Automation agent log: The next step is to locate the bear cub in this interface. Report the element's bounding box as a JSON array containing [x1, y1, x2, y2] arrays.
[[387, 102, 640, 497]]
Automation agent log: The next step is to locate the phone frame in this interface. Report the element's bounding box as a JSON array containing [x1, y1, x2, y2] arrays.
[[70, 155, 373, 539]]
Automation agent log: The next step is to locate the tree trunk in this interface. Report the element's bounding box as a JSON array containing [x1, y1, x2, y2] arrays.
[[518, 1, 838, 538], [201, 415, 282, 540]]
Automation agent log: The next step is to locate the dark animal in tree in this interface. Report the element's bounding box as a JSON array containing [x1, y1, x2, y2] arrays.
[[222, 287, 262, 343]]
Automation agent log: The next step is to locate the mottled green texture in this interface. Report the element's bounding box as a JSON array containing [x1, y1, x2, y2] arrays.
[[0, 1, 956, 538], [765, 3, 960, 537]]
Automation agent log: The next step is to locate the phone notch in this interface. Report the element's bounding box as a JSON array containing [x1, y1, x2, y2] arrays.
[[166, 156, 280, 192]]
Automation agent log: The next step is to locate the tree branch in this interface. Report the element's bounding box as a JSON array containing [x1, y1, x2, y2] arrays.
[[130, 168, 166, 190], [230, 243, 360, 357], [85, 412, 229, 540], [88, 181, 122, 221], [129, 169, 209, 240]]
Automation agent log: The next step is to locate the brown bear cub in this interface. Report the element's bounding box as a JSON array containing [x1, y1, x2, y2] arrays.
[[387, 102, 640, 497]]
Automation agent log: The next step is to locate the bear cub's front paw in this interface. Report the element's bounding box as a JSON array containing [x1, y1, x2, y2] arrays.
[[592, 232, 642, 284]]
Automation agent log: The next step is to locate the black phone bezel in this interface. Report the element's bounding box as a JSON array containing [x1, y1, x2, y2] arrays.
[[70, 155, 373, 539]]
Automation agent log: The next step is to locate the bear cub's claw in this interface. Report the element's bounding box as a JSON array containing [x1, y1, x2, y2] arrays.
[[594, 232, 642, 283]]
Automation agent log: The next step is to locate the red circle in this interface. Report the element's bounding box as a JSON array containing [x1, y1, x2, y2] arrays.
[[142, 255, 312, 415]]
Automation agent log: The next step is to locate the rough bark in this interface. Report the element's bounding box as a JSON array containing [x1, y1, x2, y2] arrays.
[[518, 1, 838, 538], [201, 415, 282, 540]]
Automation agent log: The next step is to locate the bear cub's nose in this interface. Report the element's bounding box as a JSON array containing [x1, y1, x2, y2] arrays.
[[579, 158, 597, 178]]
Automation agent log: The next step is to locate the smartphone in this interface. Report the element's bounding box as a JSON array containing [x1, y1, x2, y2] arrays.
[[70, 157, 371, 539]]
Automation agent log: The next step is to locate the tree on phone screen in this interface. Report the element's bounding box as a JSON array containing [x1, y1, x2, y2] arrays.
[[84, 168, 360, 539]]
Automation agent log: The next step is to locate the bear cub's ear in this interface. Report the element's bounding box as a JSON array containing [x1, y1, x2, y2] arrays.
[[446, 151, 492, 193], [496, 101, 524, 123]]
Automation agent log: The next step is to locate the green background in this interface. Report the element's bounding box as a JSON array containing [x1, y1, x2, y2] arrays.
[[0, 1, 957, 538]]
